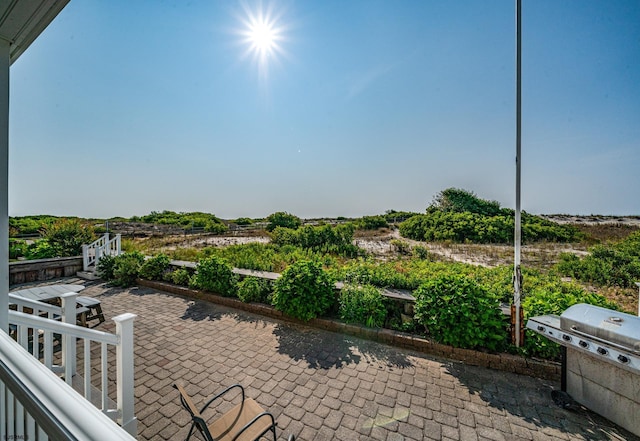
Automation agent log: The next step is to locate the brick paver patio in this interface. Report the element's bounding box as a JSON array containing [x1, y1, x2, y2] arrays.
[[49, 278, 639, 440]]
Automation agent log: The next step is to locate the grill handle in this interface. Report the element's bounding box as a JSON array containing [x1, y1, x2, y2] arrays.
[[569, 326, 640, 355]]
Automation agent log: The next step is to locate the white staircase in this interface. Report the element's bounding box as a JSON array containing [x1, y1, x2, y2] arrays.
[[78, 233, 122, 280]]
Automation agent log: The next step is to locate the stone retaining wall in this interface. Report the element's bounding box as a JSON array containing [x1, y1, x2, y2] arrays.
[[137, 278, 561, 381], [9, 257, 83, 285]]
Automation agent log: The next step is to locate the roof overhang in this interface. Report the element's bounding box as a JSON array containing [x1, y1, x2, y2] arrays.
[[0, 0, 70, 65]]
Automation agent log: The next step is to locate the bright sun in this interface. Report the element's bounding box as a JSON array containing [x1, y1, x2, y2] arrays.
[[249, 19, 276, 54], [238, 3, 286, 78]]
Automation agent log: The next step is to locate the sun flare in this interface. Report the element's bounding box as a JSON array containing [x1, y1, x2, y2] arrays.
[[238, 2, 287, 78], [249, 19, 276, 54]]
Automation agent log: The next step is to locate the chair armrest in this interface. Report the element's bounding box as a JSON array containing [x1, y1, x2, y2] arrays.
[[201, 384, 246, 414], [231, 411, 276, 441]]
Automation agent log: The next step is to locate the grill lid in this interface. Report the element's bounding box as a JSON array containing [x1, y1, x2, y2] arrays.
[[560, 303, 640, 353]]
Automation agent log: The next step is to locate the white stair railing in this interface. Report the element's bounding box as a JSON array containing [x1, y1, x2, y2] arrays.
[[7, 294, 137, 436], [0, 330, 136, 440], [83, 233, 122, 271]]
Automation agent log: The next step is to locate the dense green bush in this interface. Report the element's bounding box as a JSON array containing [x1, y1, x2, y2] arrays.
[[139, 254, 171, 281], [400, 211, 580, 244], [400, 188, 581, 244], [237, 277, 273, 304], [192, 255, 238, 297], [271, 224, 361, 257], [234, 217, 254, 226], [412, 245, 430, 260], [25, 240, 59, 260], [265, 212, 301, 232], [414, 274, 507, 351], [272, 260, 335, 321], [112, 252, 145, 287], [557, 232, 640, 288], [355, 216, 388, 230], [9, 215, 60, 236], [339, 284, 387, 328], [429, 188, 502, 216], [96, 255, 117, 280], [43, 219, 95, 256], [165, 267, 192, 286]]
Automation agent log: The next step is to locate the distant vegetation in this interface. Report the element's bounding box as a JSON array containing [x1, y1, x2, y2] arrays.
[[10, 218, 95, 260], [400, 188, 582, 244], [129, 210, 227, 234], [558, 231, 640, 288]]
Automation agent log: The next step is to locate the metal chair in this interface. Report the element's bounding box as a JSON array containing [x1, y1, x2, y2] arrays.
[[174, 383, 295, 441]]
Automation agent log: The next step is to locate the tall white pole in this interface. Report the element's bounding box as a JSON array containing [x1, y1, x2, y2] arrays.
[[514, 0, 523, 347], [0, 38, 9, 333]]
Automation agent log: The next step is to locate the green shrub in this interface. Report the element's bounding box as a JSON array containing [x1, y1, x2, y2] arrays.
[[193, 255, 238, 297], [234, 217, 254, 226], [169, 267, 192, 286], [139, 254, 171, 281], [412, 245, 430, 260], [112, 252, 145, 287], [237, 277, 273, 304], [390, 239, 411, 255], [96, 254, 117, 280], [430, 188, 502, 216], [271, 224, 361, 257], [9, 239, 27, 259], [43, 218, 95, 257], [339, 284, 387, 328], [557, 232, 640, 288], [266, 211, 301, 232], [356, 215, 388, 230], [25, 240, 60, 260], [272, 260, 335, 321], [414, 274, 507, 351]]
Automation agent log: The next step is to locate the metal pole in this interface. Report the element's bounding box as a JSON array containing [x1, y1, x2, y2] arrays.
[[514, 0, 523, 347]]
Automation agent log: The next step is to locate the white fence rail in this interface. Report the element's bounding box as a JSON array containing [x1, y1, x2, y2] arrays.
[[6, 293, 137, 436], [83, 233, 121, 271], [0, 329, 136, 440]]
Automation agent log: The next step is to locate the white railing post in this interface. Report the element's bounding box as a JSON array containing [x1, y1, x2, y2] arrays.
[[60, 292, 78, 382], [82, 244, 89, 271], [96, 246, 103, 269], [113, 313, 137, 437], [116, 234, 122, 255]]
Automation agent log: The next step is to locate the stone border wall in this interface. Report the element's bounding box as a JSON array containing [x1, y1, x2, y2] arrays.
[[137, 279, 561, 381], [9, 257, 83, 285]]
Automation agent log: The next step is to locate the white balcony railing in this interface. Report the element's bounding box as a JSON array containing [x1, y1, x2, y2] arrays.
[[0, 329, 135, 440], [5, 292, 137, 437], [83, 233, 121, 271]]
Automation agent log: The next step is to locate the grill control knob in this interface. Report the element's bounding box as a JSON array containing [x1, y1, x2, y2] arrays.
[[618, 355, 630, 364], [562, 335, 572, 342], [579, 340, 589, 349], [537, 326, 545, 332], [597, 347, 608, 356]]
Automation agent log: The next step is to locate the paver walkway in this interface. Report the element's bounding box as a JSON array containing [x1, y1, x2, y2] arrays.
[[53, 279, 640, 440]]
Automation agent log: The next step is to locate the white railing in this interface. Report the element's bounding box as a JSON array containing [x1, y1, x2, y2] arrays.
[[83, 233, 122, 271], [0, 329, 136, 440], [6, 292, 137, 436]]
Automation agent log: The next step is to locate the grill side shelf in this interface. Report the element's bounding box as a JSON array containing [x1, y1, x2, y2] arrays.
[[526, 315, 640, 375]]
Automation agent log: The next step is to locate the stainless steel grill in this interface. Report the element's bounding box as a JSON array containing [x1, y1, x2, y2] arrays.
[[527, 303, 640, 374], [527, 303, 640, 437]]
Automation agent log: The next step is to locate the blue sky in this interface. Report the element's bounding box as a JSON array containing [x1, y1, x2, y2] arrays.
[[8, 0, 640, 219]]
